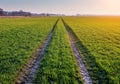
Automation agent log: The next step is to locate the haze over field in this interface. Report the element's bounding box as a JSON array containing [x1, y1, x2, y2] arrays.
[[0, 0, 120, 15]]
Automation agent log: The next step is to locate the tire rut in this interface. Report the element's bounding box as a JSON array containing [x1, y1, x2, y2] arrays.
[[16, 19, 59, 84], [62, 19, 92, 84]]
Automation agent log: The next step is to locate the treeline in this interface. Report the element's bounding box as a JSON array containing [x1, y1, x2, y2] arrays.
[[0, 8, 65, 16], [0, 8, 31, 16]]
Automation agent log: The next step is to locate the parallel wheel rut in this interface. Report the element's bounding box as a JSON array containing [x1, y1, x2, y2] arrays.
[[62, 19, 92, 84], [17, 19, 92, 84], [16, 19, 59, 84]]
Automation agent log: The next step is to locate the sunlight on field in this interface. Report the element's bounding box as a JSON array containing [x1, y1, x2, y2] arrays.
[[0, 16, 120, 84], [64, 16, 120, 83]]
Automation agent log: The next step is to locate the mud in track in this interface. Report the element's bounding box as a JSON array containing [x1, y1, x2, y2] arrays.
[[17, 19, 59, 84], [62, 19, 92, 84]]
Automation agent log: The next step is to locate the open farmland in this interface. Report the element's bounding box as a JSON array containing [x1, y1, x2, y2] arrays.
[[63, 16, 120, 83], [0, 17, 57, 84], [0, 16, 120, 84], [33, 20, 83, 84]]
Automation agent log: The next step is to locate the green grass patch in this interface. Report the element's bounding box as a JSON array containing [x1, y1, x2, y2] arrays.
[[33, 20, 83, 84], [63, 16, 120, 84], [0, 17, 57, 84]]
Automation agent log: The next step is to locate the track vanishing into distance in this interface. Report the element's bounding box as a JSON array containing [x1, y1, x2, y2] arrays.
[[16, 19, 59, 84], [17, 19, 92, 84], [62, 19, 92, 84]]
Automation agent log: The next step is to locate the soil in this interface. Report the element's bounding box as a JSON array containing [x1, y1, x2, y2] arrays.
[[16, 19, 58, 84], [63, 20, 93, 84]]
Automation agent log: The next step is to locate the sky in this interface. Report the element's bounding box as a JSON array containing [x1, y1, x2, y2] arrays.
[[0, 0, 120, 15]]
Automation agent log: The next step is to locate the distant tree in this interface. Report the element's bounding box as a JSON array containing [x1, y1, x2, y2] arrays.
[[46, 13, 49, 16], [0, 8, 4, 16]]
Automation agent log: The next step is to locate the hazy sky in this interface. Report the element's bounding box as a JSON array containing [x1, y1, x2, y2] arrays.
[[0, 0, 120, 15]]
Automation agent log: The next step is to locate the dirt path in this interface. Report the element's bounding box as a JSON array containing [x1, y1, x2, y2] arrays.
[[62, 19, 92, 84], [17, 19, 58, 84]]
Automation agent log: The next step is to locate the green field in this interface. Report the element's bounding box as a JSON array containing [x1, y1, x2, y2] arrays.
[[33, 20, 83, 84], [63, 16, 120, 83], [0, 17, 57, 84], [0, 16, 120, 84]]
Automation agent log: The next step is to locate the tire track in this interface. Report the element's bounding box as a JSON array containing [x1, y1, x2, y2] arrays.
[[62, 19, 92, 84], [16, 19, 59, 84]]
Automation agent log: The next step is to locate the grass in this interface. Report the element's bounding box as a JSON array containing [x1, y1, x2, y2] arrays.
[[1, 16, 120, 84], [63, 16, 120, 84], [0, 17, 57, 84], [33, 20, 83, 84]]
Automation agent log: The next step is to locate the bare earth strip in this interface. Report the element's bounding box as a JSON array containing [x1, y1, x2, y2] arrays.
[[62, 19, 92, 84], [17, 19, 58, 84]]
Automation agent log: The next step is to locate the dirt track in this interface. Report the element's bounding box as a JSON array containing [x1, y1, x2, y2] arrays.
[[62, 19, 92, 84], [16, 19, 58, 84], [16, 19, 92, 84]]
